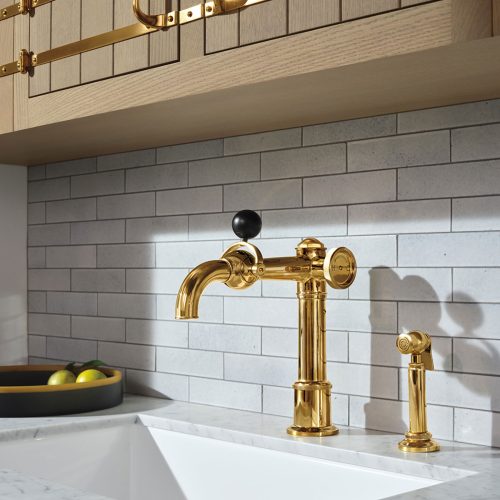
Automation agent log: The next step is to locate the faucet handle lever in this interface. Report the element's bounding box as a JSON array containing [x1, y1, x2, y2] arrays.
[[232, 210, 262, 242]]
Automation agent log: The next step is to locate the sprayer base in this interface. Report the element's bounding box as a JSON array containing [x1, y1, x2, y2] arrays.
[[399, 432, 440, 453]]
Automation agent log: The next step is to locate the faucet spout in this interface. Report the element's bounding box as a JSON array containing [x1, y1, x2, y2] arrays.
[[175, 260, 231, 320]]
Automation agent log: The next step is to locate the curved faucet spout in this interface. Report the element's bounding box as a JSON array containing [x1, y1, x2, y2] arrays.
[[175, 260, 231, 320]]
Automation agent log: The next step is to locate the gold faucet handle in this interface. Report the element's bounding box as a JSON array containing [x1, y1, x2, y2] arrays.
[[397, 331, 434, 371], [323, 247, 357, 289]]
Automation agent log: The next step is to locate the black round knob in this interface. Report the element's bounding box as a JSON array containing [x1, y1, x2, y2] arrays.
[[232, 210, 262, 241]]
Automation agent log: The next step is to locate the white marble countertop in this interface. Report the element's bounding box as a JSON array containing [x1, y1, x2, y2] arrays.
[[0, 395, 498, 499]]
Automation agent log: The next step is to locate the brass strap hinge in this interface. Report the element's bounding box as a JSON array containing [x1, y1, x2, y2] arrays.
[[1, 0, 53, 21]]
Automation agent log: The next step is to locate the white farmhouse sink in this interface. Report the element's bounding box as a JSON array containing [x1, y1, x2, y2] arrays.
[[0, 424, 440, 500]]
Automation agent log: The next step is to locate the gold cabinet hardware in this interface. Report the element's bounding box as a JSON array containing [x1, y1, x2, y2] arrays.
[[0, 0, 269, 78], [1, 0, 52, 21], [397, 331, 440, 453], [175, 211, 357, 437]]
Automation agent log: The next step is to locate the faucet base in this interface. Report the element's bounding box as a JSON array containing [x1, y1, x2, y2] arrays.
[[398, 432, 440, 453], [287, 425, 339, 437]]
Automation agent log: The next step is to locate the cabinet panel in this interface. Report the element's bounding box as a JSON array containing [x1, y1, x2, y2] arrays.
[[289, 0, 340, 33], [240, 0, 287, 45], [495, 0, 500, 36], [150, 0, 179, 65], [0, 0, 13, 133], [82, 0, 114, 84], [180, 0, 205, 60], [51, 0, 81, 91], [342, 0, 399, 21], [114, 0, 149, 74], [13, 13, 29, 130], [206, 10, 239, 54], [401, 0, 430, 5], [29, 3, 51, 97]]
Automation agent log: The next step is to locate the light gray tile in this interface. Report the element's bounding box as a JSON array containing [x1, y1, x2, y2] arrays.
[[304, 170, 396, 207], [348, 131, 450, 171], [72, 316, 125, 342], [98, 293, 156, 319], [224, 297, 296, 328], [262, 327, 347, 362], [399, 232, 500, 267], [262, 207, 346, 238], [46, 198, 96, 223], [28, 203, 46, 225], [98, 341, 155, 370], [28, 165, 46, 181], [454, 269, 500, 303], [156, 241, 222, 268], [28, 335, 46, 358], [71, 220, 125, 244], [349, 268, 452, 302], [157, 139, 223, 164], [157, 347, 223, 378], [454, 339, 500, 376], [452, 123, 500, 162], [190, 378, 261, 412], [28, 178, 70, 202], [47, 337, 97, 362], [126, 319, 188, 347], [225, 179, 302, 211], [71, 171, 124, 198], [126, 370, 188, 401], [126, 163, 188, 192], [331, 362, 398, 399], [97, 192, 155, 220], [454, 408, 500, 447], [398, 99, 500, 133], [261, 144, 346, 180], [189, 323, 260, 354], [97, 149, 156, 171], [400, 368, 500, 412], [189, 154, 260, 187], [225, 353, 296, 387], [398, 302, 500, 340], [348, 199, 450, 235], [98, 244, 155, 268], [28, 269, 70, 291], [188, 212, 237, 241], [28, 248, 46, 269], [72, 269, 125, 292], [303, 115, 396, 146], [29, 313, 70, 337], [224, 128, 301, 155], [350, 396, 453, 441], [47, 292, 97, 316], [453, 196, 500, 232], [399, 159, 500, 200], [126, 269, 186, 294], [46, 157, 96, 178], [46, 246, 96, 268], [126, 216, 188, 243], [28, 292, 46, 313], [157, 186, 222, 216], [28, 224, 70, 247], [157, 294, 223, 323]]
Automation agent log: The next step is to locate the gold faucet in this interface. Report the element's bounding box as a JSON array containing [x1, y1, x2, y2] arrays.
[[176, 210, 357, 437], [396, 331, 440, 453]]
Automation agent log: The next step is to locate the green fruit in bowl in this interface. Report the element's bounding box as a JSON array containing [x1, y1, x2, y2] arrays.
[[47, 369, 76, 385], [76, 369, 106, 383]]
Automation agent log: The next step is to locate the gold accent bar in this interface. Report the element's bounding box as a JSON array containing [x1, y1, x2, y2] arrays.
[[1, 0, 53, 21]]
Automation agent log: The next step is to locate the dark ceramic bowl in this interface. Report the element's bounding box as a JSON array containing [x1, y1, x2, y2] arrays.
[[0, 365, 123, 417]]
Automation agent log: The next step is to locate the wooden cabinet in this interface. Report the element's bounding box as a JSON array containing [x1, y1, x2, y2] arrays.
[[0, 0, 499, 164]]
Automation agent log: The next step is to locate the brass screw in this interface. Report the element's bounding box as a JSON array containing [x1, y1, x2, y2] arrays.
[[206, 5, 213, 12], [187, 10, 193, 17], [1, 67, 6, 74], [32, 54, 38, 65], [1, 9, 7, 17], [168, 14, 174, 22]]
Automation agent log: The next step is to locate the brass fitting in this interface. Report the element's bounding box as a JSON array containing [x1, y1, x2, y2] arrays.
[[175, 211, 356, 437], [397, 331, 440, 453]]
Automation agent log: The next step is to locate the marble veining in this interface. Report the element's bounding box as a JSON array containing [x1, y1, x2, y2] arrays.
[[0, 395, 499, 499]]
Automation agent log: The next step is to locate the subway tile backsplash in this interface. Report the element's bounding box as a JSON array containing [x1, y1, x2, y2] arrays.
[[27, 98, 500, 447]]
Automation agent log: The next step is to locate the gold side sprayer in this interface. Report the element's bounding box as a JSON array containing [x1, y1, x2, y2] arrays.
[[397, 330, 440, 453], [175, 210, 357, 437]]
